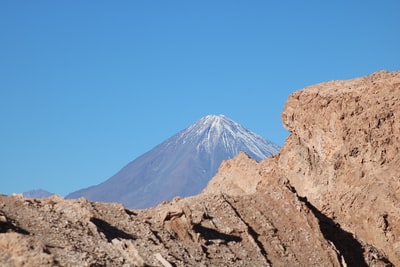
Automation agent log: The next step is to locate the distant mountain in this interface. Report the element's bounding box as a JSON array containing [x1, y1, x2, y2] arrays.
[[22, 189, 53, 198], [67, 115, 280, 208]]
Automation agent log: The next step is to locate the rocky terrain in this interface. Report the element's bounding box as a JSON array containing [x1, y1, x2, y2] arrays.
[[1, 70, 399, 266]]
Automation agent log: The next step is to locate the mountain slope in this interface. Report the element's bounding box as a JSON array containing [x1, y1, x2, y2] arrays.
[[67, 115, 280, 208]]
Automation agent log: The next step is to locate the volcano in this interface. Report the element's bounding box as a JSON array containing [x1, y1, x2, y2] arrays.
[[67, 115, 280, 208]]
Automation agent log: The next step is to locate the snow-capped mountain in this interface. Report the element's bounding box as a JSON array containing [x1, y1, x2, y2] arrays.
[[67, 115, 280, 208]]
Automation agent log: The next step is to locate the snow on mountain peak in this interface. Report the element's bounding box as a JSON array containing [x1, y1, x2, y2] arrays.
[[177, 114, 280, 159], [67, 114, 280, 208]]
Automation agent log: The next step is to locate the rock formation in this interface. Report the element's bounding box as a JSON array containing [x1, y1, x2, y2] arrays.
[[1, 70, 399, 266], [0, 189, 344, 266], [277, 70, 400, 265]]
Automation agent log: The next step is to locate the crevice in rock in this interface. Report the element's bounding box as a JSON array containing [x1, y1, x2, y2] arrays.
[[200, 245, 210, 259], [221, 195, 272, 266], [124, 209, 137, 216], [143, 220, 165, 247], [150, 229, 163, 244]]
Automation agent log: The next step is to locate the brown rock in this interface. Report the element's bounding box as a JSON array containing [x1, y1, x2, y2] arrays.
[[0, 183, 343, 266], [203, 151, 263, 196], [0, 233, 55, 267], [277, 70, 400, 265]]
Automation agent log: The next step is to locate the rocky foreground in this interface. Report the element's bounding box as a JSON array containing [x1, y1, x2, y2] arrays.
[[1, 70, 399, 266]]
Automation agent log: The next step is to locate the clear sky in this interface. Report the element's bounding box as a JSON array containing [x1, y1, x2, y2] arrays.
[[1, 1, 399, 196]]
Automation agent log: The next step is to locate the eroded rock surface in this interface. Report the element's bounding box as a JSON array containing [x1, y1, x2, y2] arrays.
[[0, 187, 343, 267], [276, 70, 400, 265]]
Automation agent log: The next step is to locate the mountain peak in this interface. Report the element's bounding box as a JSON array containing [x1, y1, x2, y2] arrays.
[[191, 114, 231, 127], [181, 114, 278, 159], [202, 114, 227, 119], [200, 114, 229, 124], [188, 114, 237, 139], [198, 114, 237, 133], [68, 115, 280, 208]]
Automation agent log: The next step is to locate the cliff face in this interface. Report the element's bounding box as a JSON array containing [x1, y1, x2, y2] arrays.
[[1, 70, 399, 266], [277, 70, 400, 265]]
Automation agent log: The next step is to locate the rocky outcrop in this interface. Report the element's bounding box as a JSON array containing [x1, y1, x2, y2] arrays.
[[203, 152, 263, 196], [0, 70, 399, 266], [0, 186, 343, 266], [276, 70, 400, 265]]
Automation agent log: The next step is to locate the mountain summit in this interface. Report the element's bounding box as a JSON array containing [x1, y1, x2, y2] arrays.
[[178, 115, 278, 158], [67, 114, 280, 208]]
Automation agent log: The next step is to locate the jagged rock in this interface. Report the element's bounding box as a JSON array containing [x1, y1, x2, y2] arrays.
[[0, 188, 343, 266]]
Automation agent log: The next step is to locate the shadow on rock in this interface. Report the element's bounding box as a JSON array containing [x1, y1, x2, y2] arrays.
[[298, 196, 371, 267], [90, 217, 136, 242], [0, 212, 30, 235], [193, 223, 242, 244]]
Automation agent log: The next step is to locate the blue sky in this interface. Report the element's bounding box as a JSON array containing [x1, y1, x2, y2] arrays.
[[1, 1, 399, 196]]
